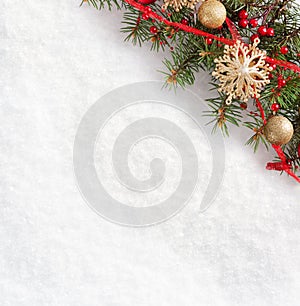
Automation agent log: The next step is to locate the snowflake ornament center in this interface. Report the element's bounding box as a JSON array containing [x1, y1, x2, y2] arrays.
[[212, 38, 271, 105], [239, 66, 249, 74]]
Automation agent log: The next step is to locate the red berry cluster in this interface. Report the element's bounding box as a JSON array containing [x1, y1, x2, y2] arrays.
[[142, 6, 153, 20], [237, 10, 254, 28], [269, 75, 290, 112], [238, 9, 276, 42], [277, 75, 287, 89], [269, 72, 291, 101], [250, 24, 275, 42], [257, 25, 275, 37]]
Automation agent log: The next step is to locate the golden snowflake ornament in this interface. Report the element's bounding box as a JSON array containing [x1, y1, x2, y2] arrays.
[[212, 38, 271, 105], [162, 0, 200, 12]]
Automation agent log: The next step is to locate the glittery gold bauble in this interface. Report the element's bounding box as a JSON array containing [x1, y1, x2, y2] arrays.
[[264, 116, 294, 145], [198, 0, 227, 29]]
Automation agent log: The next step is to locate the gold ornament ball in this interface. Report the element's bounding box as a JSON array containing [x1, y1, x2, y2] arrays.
[[264, 115, 294, 145], [198, 0, 227, 29]]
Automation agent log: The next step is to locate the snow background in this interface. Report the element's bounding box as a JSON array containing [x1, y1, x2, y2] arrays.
[[1, 0, 300, 305]]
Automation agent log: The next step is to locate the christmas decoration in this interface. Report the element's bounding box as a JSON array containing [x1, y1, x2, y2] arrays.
[[264, 116, 294, 145], [197, 0, 227, 29], [212, 39, 271, 105], [82, 0, 300, 183]]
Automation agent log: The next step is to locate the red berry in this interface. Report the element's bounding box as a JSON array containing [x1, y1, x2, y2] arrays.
[[269, 63, 277, 70], [271, 103, 280, 112], [145, 6, 152, 13], [280, 46, 288, 54], [249, 18, 258, 28], [240, 102, 247, 110], [250, 34, 259, 43], [268, 73, 273, 79], [277, 78, 284, 88], [150, 26, 158, 34], [266, 27, 275, 37], [238, 19, 248, 28], [205, 37, 213, 45], [238, 10, 248, 19], [181, 18, 188, 25], [142, 13, 150, 20], [258, 25, 267, 36]]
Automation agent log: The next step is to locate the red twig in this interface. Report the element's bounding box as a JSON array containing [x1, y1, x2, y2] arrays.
[[255, 97, 267, 125], [271, 145, 300, 183]]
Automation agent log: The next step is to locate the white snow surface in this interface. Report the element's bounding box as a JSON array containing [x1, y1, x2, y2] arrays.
[[1, 1, 300, 305]]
